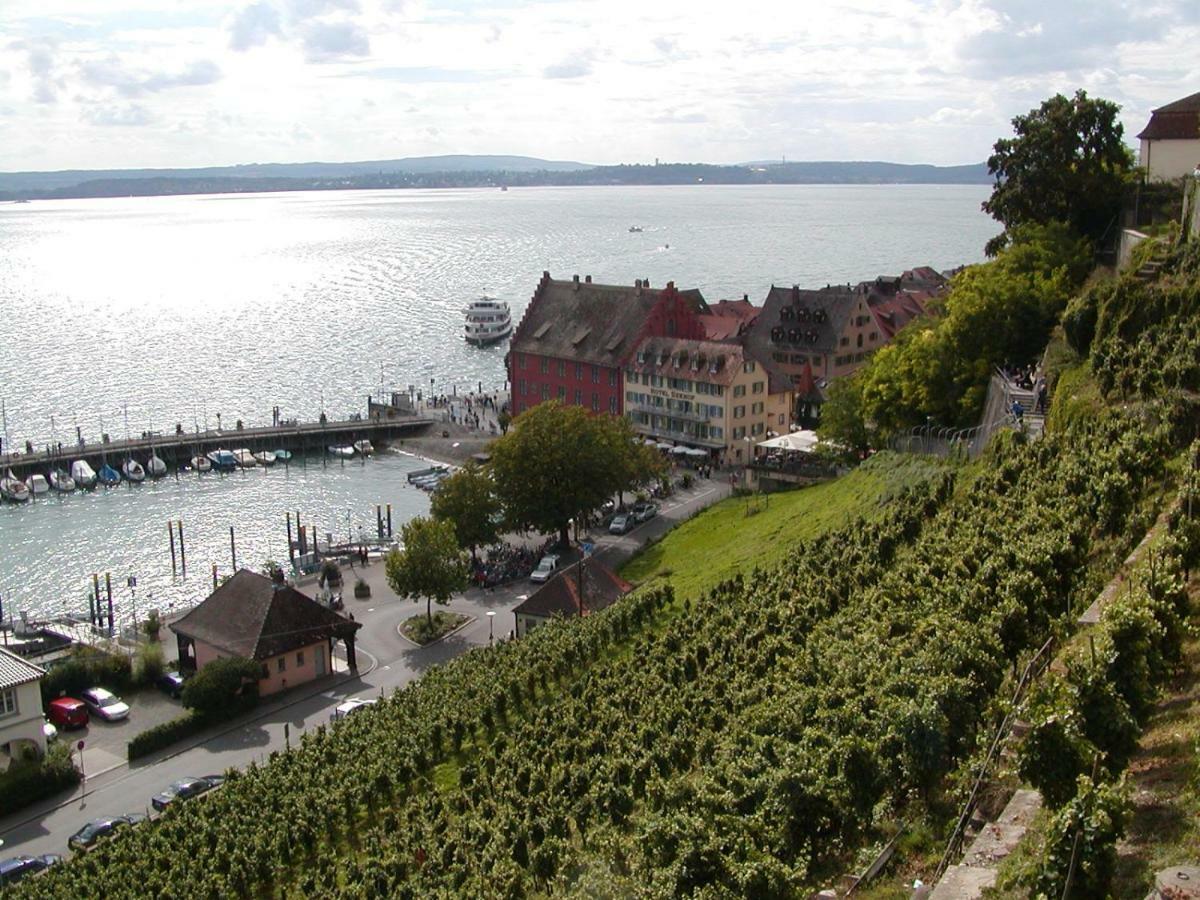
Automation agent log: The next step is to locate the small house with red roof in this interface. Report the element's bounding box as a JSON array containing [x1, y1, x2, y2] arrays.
[[513, 558, 632, 637], [1138, 91, 1200, 182]]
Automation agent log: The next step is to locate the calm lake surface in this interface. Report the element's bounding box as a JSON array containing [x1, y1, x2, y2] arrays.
[[0, 184, 997, 621]]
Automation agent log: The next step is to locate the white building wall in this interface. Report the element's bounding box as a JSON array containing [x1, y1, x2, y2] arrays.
[[1141, 138, 1200, 182], [0, 680, 47, 760]]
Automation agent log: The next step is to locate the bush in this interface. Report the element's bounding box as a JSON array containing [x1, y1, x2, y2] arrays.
[[0, 742, 80, 813], [182, 657, 260, 720], [134, 642, 165, 686], [1030, 775, 1129, 899], [40, 647, 132, 705], [142, 609, 162, 639], [128, 713, 206, 761]]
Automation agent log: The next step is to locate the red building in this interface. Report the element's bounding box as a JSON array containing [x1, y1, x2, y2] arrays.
[[508, 272, 709, 417]]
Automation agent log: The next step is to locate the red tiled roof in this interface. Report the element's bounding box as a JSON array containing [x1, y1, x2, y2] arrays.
[[1137, 92, 1200, 140], [514, 558, 632, 621]]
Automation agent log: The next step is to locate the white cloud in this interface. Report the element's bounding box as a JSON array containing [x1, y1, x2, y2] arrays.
[[228, 1, 283, 51], [300, 19, 370, 61], [79, 57, 221, 96]]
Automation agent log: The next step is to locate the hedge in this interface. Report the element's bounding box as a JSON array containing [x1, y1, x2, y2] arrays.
[[127, 713, 207, 761], [0, 742, 81, 813]]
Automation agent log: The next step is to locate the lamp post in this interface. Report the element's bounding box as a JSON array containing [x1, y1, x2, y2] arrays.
[[487, 610, 496, 645]]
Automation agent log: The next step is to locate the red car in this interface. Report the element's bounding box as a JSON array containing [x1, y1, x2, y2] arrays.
[[47, 697, 89, 729]]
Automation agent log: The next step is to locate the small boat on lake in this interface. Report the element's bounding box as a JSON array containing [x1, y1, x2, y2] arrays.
[[122, 459, 146, 482], [206, 449, 237, 471], [274, 449, 293, 462], [353, 440, 373, 456], [254, 450, 276, 467], [1, 469, 30, 502], [629, 225, 643, 233], [147, 454, 168, 478], [26, 473, 49, 496], [49, 468, 76, 492], [233, 448, 257, 468], [464, 296, 513, 346], [190, 455, 212, 472], [71, 460, 97, 488], [328, 445, 355, 459], [97, 463, 121, 486]]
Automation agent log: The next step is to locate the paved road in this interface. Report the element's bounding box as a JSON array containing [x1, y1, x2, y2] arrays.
[[0, 476, 730, 861]]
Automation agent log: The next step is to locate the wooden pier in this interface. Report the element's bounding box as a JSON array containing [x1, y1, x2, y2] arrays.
[[0, 414, 436, 477]]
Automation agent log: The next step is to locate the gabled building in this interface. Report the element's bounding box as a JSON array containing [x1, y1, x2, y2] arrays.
[[0, 646, 46, 765], [1137, 91, 1200, 182], [513, 557, 632, 637], [507, 273, 709, 418], [171, 570, 361, 696]]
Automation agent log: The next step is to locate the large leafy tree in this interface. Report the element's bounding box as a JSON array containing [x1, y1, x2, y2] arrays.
[[385, 516, 468, 625], [489, 401, 653, 546], [983, 90, 1133, 256], [430, 463, 500, 560]]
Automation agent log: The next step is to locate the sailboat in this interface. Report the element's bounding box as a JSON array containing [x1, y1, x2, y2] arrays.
[[71, 460, 97, 488], [122, 458, 146, 482], [206, 449, 237, 471], [97, 462, 121, 486], [233, 448, 257, 468], [0, 469, 30, 502], [353, 440, 374, 456], [328, 445, 355, 459], [274, 449, 293, 462], [49, 467, 76, 492], [147, 453, 168, 478], [25, 473, 49, 496]]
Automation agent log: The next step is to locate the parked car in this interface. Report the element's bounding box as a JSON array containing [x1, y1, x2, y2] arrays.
[[42, 718, 58, 743], [609, 514, 634, 534], [330, 698, 377, 722], [157, 670, 186, 699], [529, 554, 560, 583], [68, 814, 146, 851], [151, 775, 225, 812], [632, 502, 658, 522], [80, 687, 130, 722], [46, 697, 88, 730], [0, 854, 62, 886]]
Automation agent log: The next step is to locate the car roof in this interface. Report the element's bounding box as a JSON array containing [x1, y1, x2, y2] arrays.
[[0, 857, 35, 874], [49, 697, 84, 708], [85, 687, 114, 698]]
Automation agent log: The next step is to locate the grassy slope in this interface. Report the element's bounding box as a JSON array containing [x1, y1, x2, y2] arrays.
[[620, 452, 945, 600]]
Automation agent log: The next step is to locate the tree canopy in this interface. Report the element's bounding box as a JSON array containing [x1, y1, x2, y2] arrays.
[[385, 516, 468, 624], [982, 90, 1133, 256], [430, 463, 500, 559], [489, 401, 661, 546]]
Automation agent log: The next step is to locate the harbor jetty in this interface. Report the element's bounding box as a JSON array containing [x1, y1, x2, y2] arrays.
[[0, 413, 434, 479]]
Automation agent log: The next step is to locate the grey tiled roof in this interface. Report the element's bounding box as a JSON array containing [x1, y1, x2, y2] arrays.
[[0, 646, 45, 690]]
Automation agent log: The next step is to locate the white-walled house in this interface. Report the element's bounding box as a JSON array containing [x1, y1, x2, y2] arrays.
[[1138, 91, 1200, 182], [0, 646, 47, 766]]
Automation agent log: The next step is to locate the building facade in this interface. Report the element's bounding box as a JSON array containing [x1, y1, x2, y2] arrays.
[[1138, 91, 1200, 182], [0, 647, 46, 764]]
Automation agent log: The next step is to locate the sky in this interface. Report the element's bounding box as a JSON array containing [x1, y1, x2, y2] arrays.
[[1, 0, 1198, 172]]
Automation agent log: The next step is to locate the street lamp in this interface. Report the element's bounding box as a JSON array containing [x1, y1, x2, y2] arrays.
[[487, 610, 496, 645]]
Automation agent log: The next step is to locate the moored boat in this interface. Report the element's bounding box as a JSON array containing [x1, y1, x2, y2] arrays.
[[71, 460, 98, 488], [147, 454, 168, 478], [1, 469, 30, 502], [253, 450, 277, 467], [233, 448, 257, 468], [353, 440, 373, 456], [97, 463, 121, 486], [26, 473, 50, 496], [49, 468, 76, 492], [191, 455, 213, 472], [328, 445, 355, 459], [274, 449, 293, 462], [122, 459, 146, 482], [464, 296, 513, 345], [206, 449, 237, 471]]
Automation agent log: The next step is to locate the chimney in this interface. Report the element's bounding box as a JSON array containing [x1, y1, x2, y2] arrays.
[[791, 285, 799, 302], [635, 279, 642, 288], [743, 293, 748, 301], [573, 274, 580, 290], [666, 280, 673, 290], [585, 275, 592, 283], [644, 278, 650, 287]]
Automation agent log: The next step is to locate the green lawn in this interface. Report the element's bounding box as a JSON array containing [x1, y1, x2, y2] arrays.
[[620, 452, 945, 601]]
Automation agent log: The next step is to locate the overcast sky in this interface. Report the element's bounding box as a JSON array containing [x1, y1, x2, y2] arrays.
[[2, 0, 1198, 172]]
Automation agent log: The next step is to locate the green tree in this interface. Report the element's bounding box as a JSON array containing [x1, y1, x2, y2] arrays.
[[385, 516, 468, 626], [817, 368, 873, 457], [982, 90, 1134, 255], [430, 463, 500, 560], [489, 401, 647, 546], [182, 656, 261, 719]]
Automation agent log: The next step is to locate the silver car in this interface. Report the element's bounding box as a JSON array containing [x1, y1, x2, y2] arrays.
[[80, 687, 130, 722]]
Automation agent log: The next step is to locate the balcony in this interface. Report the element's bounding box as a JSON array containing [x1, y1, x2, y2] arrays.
[[625, 399, 712, 425], [630, 423, 724, 449]]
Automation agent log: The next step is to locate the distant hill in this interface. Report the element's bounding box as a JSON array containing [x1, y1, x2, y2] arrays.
[[0, 157, 992, 200], [0, 154, 594, 194]]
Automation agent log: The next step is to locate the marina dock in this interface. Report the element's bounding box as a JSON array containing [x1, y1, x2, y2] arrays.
[[0, 414, 435, 478]]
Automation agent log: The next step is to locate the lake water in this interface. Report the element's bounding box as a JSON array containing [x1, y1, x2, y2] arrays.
[[0, 184, 998, 622]]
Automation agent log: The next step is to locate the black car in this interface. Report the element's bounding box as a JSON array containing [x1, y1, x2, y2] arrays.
[[68, 814, 147, 851], [157, 670, 186, 698], [0, 854, 62, 886], [151, 775, 225, 812]]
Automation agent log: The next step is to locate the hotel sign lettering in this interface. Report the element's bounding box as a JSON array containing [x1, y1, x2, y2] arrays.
[[650, 387, 695, 402]]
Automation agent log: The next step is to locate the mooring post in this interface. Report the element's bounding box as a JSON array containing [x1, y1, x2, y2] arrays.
[[230, 526, 237, 571], [386, 503, 393, 538], [92, 573, 100, 626], [105, 573, 114, 636], [212, 564, 218, 591], [376, 504, 383, 540], [177, 520, 186, 577], [286, 513, 295, 562], [168, 521, 177, 576]]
